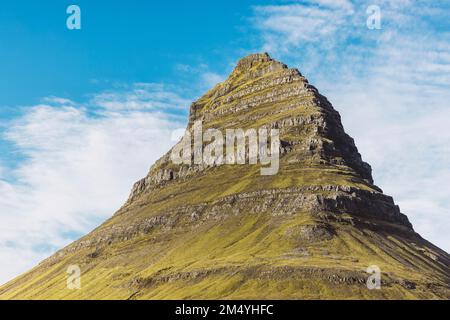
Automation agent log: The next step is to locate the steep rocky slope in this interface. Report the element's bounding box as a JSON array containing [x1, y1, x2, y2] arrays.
[[1, 53, 449, 299]]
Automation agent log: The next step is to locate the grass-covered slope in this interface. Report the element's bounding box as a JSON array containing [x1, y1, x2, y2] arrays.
[[1, 53, 449, 299], [1, 162, 449, 299]]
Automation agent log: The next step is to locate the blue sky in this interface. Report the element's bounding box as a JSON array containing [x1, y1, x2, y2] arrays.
[[0, 0, 263, 106], [0, 0, 449, 284]]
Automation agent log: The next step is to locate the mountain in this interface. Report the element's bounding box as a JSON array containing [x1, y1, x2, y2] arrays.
[[1, 53, 449, 299]]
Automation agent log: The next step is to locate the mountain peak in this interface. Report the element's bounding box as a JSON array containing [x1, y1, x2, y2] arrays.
[[234, 52, 279, 70], [2, 54, 449, 300], [230, 52, 293, 80], [188, 53, 304, 125], [187, 54, 374, 185]]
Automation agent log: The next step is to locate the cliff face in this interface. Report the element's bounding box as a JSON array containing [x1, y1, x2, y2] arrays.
[[1, 53, 449, 299]]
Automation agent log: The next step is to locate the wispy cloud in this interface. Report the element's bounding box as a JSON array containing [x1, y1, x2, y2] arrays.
[[91, 83, 191, 113], [252, 1, 450, 251], [253, 0, 355, 53], [200, 72, 226, 88], [174, 63, 227, 91], [0, 84, 188, 284]]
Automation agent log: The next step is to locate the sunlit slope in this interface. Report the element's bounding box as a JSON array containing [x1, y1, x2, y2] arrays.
[[1, 53, 449, 299], [1, 162, 448, 299]]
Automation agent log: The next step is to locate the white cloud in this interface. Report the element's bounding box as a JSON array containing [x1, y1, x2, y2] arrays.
[[200, 72, 226, 88], [314, 0, 354, 11], [0, 84, 187, 285], [174, 63, 227, 92], [91, 83, 191, 112], [41, 96, 76, 106], [253, 1, 355, 53], [252, 1, 450, 252]]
